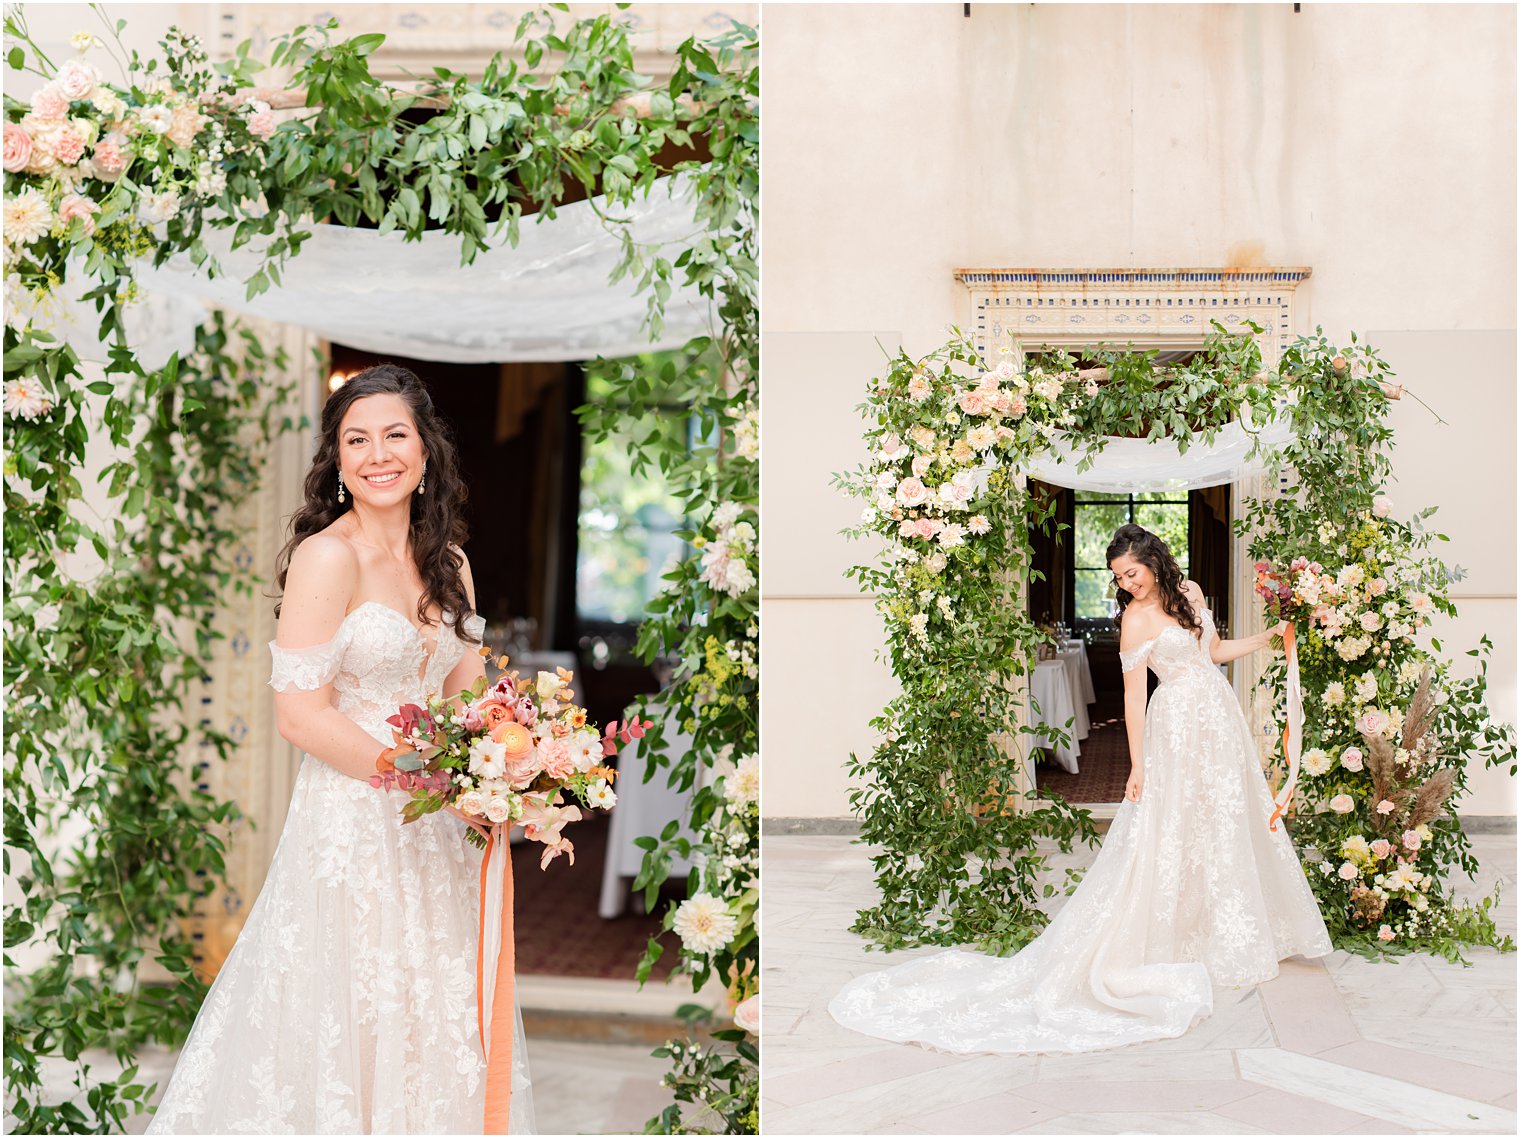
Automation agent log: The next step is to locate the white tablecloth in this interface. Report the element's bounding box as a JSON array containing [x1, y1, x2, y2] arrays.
[[597, 713, 696, 919], [1059, 639, 1097, 705], [1030, 659, 1082, 773]]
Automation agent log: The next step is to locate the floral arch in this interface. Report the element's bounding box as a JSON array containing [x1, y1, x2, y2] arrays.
[[3, 9, 756, 1133], [840, 321, 1514, 962]]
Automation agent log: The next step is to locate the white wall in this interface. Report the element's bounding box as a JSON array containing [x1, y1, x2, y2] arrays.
[[761, 3, 1517, 818]]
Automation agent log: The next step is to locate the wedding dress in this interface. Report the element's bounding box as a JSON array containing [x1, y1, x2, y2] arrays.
[[830, 607, 1332, 1055], [148, 602, 535, 1134]]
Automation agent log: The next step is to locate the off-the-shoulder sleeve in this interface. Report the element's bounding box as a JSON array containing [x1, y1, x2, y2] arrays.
[[268, 637, 344, 692], [1119, 639, 1155, 674], [460, 613, 486, 646]]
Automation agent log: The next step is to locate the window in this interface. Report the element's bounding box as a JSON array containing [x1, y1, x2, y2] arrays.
[[575, 358, 691, 626], [1072, 490, 1189, 623]]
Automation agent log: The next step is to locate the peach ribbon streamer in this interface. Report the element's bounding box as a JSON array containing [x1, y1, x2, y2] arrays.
[[476, 826, 515, 1134], [1269, 623, 1303, 832]]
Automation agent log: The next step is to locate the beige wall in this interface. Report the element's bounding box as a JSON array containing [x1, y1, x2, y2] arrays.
[[761, 3, 1517, 818]]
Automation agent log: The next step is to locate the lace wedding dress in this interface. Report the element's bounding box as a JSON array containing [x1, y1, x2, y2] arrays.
[[830, 607, 1332, 1055], [148, 602, 535, 1134]]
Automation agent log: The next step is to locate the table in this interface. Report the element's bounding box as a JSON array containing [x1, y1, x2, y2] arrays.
[[1059, 638, 1097, 705], [597, 712, 696, 919], [1030, 658, 1083, 773]]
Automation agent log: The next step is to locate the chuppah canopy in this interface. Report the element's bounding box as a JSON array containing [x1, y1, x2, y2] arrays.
[[1024, 417, 1296, 494], [57, 175, 710, 367]]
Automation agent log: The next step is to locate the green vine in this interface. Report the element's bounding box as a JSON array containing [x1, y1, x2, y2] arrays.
[[838, 323, 1514, 961], [4, 5, 757, 1132]]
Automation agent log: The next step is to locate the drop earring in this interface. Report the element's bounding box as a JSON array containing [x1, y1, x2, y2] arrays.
[[337, 472, 346, 504], [417, 461, 427, 497]]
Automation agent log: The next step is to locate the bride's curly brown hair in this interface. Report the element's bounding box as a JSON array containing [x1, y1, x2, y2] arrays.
[[1106, 522, 1201, 640], [275, 363, 474, 641]]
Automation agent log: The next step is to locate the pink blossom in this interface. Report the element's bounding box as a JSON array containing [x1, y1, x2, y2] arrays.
[[911, 453, 932, 478], [1328, 794, 1355, 814], [907, 376, 932, 402], [1357, 709, 1389, 737], [895, 477, 929, 507], [514, 700, 538, 727], [1008, 396, 1027, 418], [989, 391, 1011, 413], [879, 433, 902, 458], [994, 425, 1015, 441], [1402, 829, 1421, 852], [1337, 861, 1359, 880], [501, 745, 545, 789], [1370, 838, 1392, 859], [2, 123, 32, 173], [57, 193, 99, 234], [54, 61, 98, 102], [248, 110, 277, 139], [29, 85, 70, 120], [915, 518, 942, 539], [897, 520, 917, 539], [1373, 496, 1392, 518], [1377, 924, 1395, 941], [733, 994, 759, 1034], [1340, 747, 1364, 772], [90, 136, 129, 180], [540, 738, 577, 781], [1369, 577, 1387, 597], [1375, 799, 1396, 815], [51, 127, 85, 166], [1290, 556, 1309, 572], [957, 390, 990, 416], [1253, 560, 1270, 572]]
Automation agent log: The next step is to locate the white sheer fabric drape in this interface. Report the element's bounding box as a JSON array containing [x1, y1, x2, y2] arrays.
[[1026, 417, 1293, 494], [44, 174, 708, 366]]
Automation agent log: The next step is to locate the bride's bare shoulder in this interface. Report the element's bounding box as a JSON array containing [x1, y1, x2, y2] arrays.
[[1180, 578, 1204, 607], [1118, 607, 1164, 650], [286, 528, 359, 593]]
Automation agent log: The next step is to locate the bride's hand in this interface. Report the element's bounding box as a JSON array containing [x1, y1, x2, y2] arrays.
[[443, 804, 493, 838], [1125, 768, 1144, 803]]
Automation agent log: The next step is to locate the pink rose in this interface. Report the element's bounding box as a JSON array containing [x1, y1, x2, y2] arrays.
[[1337, 861, 1359, 880], [915, 518, 940, 539], [29, 85, 70, 121], [1290, 556, 1309, 572], [55, 61, 98, 102], [484, 796, 514, 824], [1377, 924, 1395, 942], [1375, 799, 1396, 815], [911, 454, 932, 479], [91, 136, 129, 181], [1359, 611, 1382, 632], [167, 104, 207, 148], [57, 193, 99, 235], [895, 477, 929, 507], [51, 128, 85, 166], [1370, 839, 1392, 859], [957, 390, 990, 416], [501, 744, 546, 789], [950, 481, 974, 504], [1402, 829, 1421, 852], [994, 425, 1015, 441], [897, 520, 917, 539], [1373, 496, 1392, 518], [879, 433, 902, 458], [248, 110, 277, 139], [1369, 578, 1387, 597], [1357, 710, 1388, 737], [1328, 794, 1354, 814], [733, 994, 759, 1034], [1340, 747, 1364, 772], [1008, 396, 1027, 418], [3, 123, 32, 173]]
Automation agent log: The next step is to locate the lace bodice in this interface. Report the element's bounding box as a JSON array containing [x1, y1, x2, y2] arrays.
[[1119, 606, 1216, 683], [268, 602, 486, 741]]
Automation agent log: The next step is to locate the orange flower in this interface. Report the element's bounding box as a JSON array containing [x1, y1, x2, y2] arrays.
[[478, 699, 514, 731], [587, 764, 617, 782], [492, 720, 535, 759], [569, 710, 588, 729]]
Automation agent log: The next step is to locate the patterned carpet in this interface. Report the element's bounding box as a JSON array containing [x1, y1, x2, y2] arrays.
[[1035, 691, 1129, 803], [512, 812, 682, 980]]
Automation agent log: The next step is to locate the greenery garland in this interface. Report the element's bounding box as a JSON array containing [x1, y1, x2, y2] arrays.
[[838, 324, 1514, 963], [3, 6, 757, 1132]]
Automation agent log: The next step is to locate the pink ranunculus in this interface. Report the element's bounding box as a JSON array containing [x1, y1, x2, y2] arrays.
[[895, 477, 929, 507], [57, 193, 99, 234], [51, 128, 85, 166], [30, 85, 70, 120], [958, 390, 990, 416], [3, 123, 32, 172], [1340, 747, 1364, 772], [1402, 829, 1421, 852], [248, 110, 277, 139], [1328, 794, 1355, 814], [55, 61, 98, 102], [91, 136, 129, 181], [1377, 924, 1395, 941], [1357, 709, 1388, 736], [1370, 838, 1392, 859]]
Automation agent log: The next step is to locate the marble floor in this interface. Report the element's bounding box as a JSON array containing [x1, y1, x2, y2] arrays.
[[762, 833, 1517, 1135]]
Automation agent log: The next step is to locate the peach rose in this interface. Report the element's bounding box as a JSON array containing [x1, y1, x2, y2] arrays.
[[911, 453, 932, 479], [1340, 747, 1364, 772], [55, 61, 98, 102], [30, 86, 70, 120], [1328, 794, 1354, 814], [1370, 838, 1392, 859], [3, 123, 32, 172], [879, 433, 902, 458], [895, 477, 929, 507], [733, 995, 759, 1034], [957, 390, 990, 416], [57, 192, 98, 234], [501, 747, 545, 789]]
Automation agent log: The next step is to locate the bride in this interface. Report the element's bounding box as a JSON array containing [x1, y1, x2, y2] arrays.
[[830, 522, 1332, 1055], [149, 364, 535, 1133]]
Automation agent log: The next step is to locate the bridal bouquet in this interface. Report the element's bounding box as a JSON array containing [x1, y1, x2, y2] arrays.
[[370, 660, 651, 867]]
